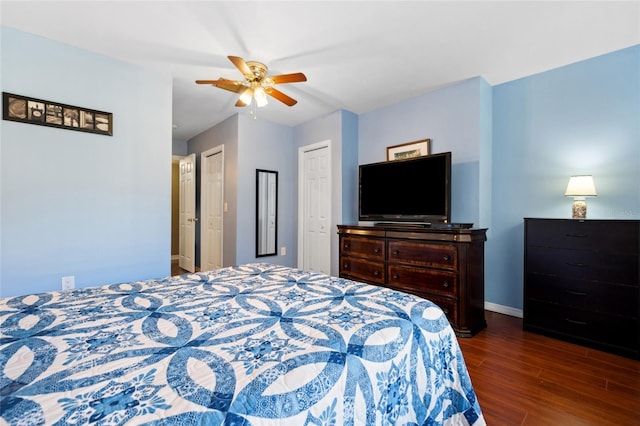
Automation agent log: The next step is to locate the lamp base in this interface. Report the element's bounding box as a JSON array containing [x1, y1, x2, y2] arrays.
[[572, 199, 587, 219]]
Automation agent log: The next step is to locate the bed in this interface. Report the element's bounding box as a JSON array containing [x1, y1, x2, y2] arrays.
[[1, 263, 484, 425]]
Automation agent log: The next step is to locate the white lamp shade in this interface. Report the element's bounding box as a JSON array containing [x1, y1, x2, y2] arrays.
[[565, 175, 597, 197], [238, 88, 253, 105], [254, 87, 268, 107]]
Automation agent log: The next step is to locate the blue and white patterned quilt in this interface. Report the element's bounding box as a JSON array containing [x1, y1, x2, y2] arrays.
[[1, 263, 484, 425]]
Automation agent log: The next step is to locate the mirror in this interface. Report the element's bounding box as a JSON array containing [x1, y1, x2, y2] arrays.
[[256, 169, 278, 257]]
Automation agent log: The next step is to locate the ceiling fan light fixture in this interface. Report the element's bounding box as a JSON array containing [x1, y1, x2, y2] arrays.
[[254, 87, 268, 107], [196, 55, 306, 108], [238, 88, 253, 105]]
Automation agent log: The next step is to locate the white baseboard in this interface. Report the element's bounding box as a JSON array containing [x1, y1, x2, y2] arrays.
[[171, 255, 179, 261], [484, 302, 523, 318]]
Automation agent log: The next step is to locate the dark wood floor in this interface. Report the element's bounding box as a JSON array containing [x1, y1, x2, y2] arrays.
[[170, 260, 191, 276], [458, 311, 640, 425]]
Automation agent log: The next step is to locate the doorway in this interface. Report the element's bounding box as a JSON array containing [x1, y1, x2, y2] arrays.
[[171, 147, 224, 276], [297, 140, 332, 274], [200, 146, 224, 271], [179, 154, 196, 272], [171, 157, 189, 275]]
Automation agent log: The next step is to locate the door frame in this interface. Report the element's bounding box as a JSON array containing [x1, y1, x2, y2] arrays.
[[171, 156, 183, 261], [200, 145, 224, 270], [179, 153, 196, 272], [297, 140, 332, 271]]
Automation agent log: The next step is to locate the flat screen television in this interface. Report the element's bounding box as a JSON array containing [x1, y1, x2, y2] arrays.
[[358, 151, 451, 224]]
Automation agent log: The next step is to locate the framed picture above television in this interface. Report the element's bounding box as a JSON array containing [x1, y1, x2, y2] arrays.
[[386, 138, 431, 161]]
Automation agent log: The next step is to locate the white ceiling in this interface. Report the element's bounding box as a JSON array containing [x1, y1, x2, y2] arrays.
[[2, 1, 639, 141]]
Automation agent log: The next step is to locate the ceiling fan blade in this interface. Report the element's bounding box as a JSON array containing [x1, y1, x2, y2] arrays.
[[217, 84, 246, 94], [270, 72, 307, 84], [228, 55, 252, 77], [264, 87, 297, 106], [196, 78, 246, 93], [216, 80, 247, 93], [235, 98, 248, 107], [195, 79, 225, 84]]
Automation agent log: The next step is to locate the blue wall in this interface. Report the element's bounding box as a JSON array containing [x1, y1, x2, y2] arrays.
[[489, 45, 640, 311], [237, 114, 294, 265], [1, 27, 172, 297], [341, 110, 359, 223]]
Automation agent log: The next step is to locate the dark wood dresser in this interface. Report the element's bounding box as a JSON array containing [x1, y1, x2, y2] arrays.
[[337, 224, 487, 337], [523, 218, 640, 359]]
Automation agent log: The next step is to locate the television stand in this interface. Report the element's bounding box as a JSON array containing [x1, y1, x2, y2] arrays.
[[338, 224, 487, 337]]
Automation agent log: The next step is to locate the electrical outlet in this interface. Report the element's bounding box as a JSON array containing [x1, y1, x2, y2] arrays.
[[280, 247, 286, 256], [61, 276, 75, 291]]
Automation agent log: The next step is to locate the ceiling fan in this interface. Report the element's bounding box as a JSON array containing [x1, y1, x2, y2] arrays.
[[196, 56, 307, 108]]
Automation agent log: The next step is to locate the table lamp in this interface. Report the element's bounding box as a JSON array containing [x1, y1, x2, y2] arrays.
[[564, 175, 597, 219]]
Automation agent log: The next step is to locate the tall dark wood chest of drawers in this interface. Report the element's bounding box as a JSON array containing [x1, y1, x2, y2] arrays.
[[523, 218, 640, 359], [338, 224, 487, 337]]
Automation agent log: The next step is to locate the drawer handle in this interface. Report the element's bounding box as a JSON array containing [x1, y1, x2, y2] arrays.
[[565, 290, 587, 297], [343, 243, 350, 249], [392, 249, 399, 255], [374, 247, 380, 254], [443, 255, 451, 261], [442, 308, 449, 314], [373, 270, 380, 276], [565, 318, 588, 326], [566, 233, 588, 238], [565, 262, 587, 267], [442, 281, 450, 288], [392, 273, 399, 280], [343, 263, 349, 269]]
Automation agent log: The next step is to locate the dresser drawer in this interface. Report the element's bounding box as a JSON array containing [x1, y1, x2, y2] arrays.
[[340, 236, 384, 260], [526, 274, 638, 318], [525, 300, 638, 351], [526, 246, 639, 285], [425, 294, 458, 326], [526, 220, 639, 253], [387, 264, 457, 298], [388, 240, 457, 270], [340, 256, 385, 285], [385, 287, 458, 326], [338, 224, 487, 337]]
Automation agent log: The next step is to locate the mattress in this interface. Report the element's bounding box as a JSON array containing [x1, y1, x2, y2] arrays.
[[0, 263, 484, 425]]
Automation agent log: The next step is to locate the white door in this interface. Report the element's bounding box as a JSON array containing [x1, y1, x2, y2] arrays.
[[179, 154, 196, 272], [201, 147, 224, 271], [298, 142, 331, 274]]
